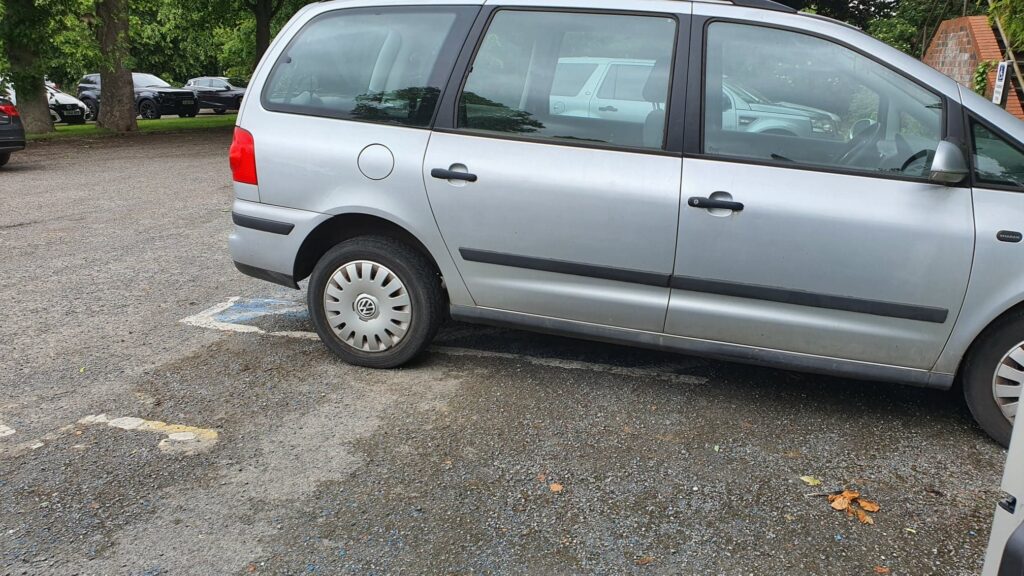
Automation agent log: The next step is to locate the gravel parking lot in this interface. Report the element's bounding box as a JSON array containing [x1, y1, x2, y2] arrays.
[[0, 132, 1009, 575]]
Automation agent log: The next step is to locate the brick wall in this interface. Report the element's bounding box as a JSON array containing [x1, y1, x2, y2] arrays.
[[923, 16, 1024, 120]]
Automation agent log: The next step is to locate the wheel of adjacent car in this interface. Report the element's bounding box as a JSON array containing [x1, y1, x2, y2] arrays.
[[962, 311, 1024, 447], [213, 108, 227, 115], [83, 99, 99, 120], [138, 99, 160, 120], [0, 153, 10, 168], [307, 236, 445, 369], [179, 112, 197, 118]]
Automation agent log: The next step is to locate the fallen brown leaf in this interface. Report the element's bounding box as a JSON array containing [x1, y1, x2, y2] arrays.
[[636, 556, 655, 566], [840, 490, 860, 501], [549, 482, 564, 494], [854, 505, 875, 525], [830, 496, 850, 511], [536, 473, 546, 483], [873, 566, 890, 574], [247, 563, 257, 573], [858, 498, 881, 513]]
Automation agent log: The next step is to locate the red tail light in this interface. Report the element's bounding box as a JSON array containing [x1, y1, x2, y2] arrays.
[[229, 127, 258, 185], [0, 104, 19, 117]]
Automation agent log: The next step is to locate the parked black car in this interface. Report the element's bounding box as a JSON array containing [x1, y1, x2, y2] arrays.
[[184, 77, 247, 114], [0, 98, 25, 168], [77, 73, 200, 120]]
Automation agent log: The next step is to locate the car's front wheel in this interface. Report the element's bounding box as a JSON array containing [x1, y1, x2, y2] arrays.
[[308, 236, 445, 368], [963, 311, 1024, 447], [138, 99, 160, 120], [0, 153, 10, 168]]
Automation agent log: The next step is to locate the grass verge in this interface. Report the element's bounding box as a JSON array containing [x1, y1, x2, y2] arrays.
[[27, 113, 237, 141]]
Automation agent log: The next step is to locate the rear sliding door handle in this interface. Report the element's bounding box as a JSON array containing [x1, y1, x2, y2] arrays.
[[431, 168, 477, 182], [688, 196, 744, 212]]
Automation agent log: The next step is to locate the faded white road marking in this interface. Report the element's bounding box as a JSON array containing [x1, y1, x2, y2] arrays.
[[432, 346, 708, 385], [79, 414, 218, 454], [0, 424, 14, 438], [180, 297, 710, 386]]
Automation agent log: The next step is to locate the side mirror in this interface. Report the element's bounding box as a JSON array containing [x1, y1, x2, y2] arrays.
[[929, 139, 969, 185]]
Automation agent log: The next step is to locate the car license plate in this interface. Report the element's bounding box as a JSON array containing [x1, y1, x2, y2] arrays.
[[183, 99, 194, 106], [64, 109, 81, 116]]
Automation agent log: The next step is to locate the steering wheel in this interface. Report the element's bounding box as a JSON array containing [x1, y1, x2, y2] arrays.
[[900, 149, 935, 176], [835, 121, 882, 167]]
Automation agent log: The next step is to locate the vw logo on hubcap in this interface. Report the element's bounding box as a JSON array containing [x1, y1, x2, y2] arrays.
[[354, 294, 378, 320]]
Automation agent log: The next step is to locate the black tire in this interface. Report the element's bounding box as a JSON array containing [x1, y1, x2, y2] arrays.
[[179, 112, 197, 118], [214, 108, 227, 115], [83, 99, 98, 120], [0, 153, 10, 168], [138, 99, 160, 120], [962, 310, 1024, 447], [307, 236, 445, 368]]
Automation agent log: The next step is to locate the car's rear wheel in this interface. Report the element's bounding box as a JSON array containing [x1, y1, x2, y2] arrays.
[[214, 108, 227, 115], [308, 236, 445, 368], [138, 99, 160, 120], [962, 311, 1024, 447], [0, 153, 10, 168]]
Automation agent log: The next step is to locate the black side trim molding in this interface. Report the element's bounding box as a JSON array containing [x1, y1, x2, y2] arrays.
[[459, 248, 670, 288], [234, 262, 298, 289], [458, 248, 949, 324], [671, 276, 949, 324], [232, 212, 295, 235]]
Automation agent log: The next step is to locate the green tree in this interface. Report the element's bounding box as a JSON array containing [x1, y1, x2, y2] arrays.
[[1, 0, 58, 133], [94, 0, 137, 132]]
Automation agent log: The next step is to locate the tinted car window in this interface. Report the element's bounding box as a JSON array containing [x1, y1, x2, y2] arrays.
[[973, 121, 1024, 188], [211, 80, 230, 89], [550, 62, 597, 97], [597, 64, 653, 102], [262, 6, 475, 127], [703, 23, 943, 178], [458, 11, 676, 150]]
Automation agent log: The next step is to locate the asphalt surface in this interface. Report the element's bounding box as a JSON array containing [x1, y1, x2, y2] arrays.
[[0, 131, 1009, 575]]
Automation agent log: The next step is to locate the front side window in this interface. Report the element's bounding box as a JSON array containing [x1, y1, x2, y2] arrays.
[[458, 11, 677, 150], [972, 120, 1024, 188], [262, 6, 475, 127], [704, 23, 944, 178]]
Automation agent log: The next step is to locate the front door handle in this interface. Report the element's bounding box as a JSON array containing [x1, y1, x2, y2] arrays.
[[598, 105, 618, 112], [431, 168, 477, 182], [688, 196, 744, 211]]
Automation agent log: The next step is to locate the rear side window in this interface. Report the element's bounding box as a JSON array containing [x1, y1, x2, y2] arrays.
[[262, 6, 476, 127], [457, 10, 677, 150], [972, 120, 1024, 188]]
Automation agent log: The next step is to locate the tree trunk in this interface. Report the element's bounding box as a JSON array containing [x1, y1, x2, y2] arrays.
[[252, 0, 279, 70], [2, 0, 53, 134], [95, 0, 137, 132], [7, 70, 53, 135]]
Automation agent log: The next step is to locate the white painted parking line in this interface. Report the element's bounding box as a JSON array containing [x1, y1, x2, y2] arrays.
[[0, 424, 14, 438], [432, 346, 708, 385], [180, 297, 710, 385]]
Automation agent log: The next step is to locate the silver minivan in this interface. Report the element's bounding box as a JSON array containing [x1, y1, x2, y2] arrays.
[[228, 0, 1024, 446]]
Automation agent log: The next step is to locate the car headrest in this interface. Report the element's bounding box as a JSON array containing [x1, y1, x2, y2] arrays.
[[643, 57, 672, 103]]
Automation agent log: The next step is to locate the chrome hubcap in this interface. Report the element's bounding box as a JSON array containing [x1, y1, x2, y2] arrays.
[[323, 260, 411, 352], [993, 341, 1024, 422]]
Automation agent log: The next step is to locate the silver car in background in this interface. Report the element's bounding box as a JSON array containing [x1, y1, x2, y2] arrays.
[[228, 0, 1024, 448]]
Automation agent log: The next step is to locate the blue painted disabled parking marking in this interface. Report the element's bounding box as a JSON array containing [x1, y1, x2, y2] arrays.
[[212, 298, 308, 324]]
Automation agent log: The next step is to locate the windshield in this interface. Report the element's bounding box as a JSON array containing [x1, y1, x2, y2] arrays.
[[132, 73, 170, 88]]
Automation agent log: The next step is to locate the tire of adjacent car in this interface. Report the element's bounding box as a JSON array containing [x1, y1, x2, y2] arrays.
[[307, 236, 446, 369], [138, 99, 159, 120], [213, 108, 227, 115], [0, 153, 10, 168], [962, 310, 1024, 448], [83, 99, 99, 120]]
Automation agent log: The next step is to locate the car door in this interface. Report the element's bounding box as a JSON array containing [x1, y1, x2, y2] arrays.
[[666, 11, 974, 370], [423, 5, 686, 332]]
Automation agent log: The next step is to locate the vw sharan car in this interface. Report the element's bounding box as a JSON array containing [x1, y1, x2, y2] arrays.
[[228, 0, 1024, 446]]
